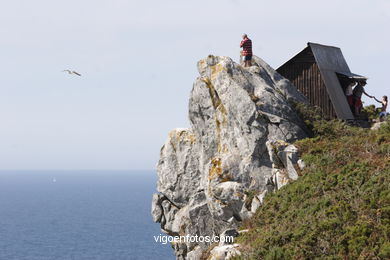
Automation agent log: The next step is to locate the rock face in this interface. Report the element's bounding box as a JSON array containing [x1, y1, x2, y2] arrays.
[[152, 55, 308, 259]]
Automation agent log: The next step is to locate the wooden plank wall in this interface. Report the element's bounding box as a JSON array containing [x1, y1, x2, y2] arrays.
[[278, 59, 337, 119]]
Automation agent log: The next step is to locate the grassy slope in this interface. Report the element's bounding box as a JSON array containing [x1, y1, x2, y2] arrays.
[[236, 120, 390, 259]]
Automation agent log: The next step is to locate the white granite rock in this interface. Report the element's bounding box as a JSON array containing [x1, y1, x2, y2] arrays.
[[152, 55, 308, 258], [210, 244, 241, 260]]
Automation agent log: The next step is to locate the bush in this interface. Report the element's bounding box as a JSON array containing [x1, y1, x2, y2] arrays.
[[264, 247, 291, 260], [236, 116, 390, 259], [289, 101, 323, 135], [362, 104, 381, 121]]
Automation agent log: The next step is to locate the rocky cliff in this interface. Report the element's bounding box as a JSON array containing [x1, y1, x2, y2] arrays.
[[152, 55, 308, 259]]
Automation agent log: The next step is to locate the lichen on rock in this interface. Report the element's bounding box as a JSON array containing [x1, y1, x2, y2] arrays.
[[152, 55, 308, 259]]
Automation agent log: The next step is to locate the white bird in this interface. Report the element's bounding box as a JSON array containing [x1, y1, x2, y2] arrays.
[[63, 70, 82, 76]]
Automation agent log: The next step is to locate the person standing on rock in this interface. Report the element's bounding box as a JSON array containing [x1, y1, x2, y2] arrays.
[[240, 34, 252, 67]]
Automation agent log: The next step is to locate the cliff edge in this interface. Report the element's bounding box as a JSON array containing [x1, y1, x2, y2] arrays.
[[152, 55, 308, 259]]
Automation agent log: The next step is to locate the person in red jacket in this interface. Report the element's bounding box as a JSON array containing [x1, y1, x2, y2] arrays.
[[240, 34, 253, 67]]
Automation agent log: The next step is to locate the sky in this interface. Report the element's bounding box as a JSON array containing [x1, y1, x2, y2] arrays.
[[0, 0, 388, 170]]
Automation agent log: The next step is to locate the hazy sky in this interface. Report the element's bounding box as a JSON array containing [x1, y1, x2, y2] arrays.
[[0, 0, 388, 170]]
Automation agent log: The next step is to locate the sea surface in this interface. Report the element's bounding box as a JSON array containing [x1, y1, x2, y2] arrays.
[[0, 170, 174, 260]]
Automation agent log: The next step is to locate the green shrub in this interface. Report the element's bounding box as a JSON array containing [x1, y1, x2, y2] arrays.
[[379, 242, 390, 258], [236, 115, 390, 259], [362, 104, 380, 121], [264, 247, 291, 260]]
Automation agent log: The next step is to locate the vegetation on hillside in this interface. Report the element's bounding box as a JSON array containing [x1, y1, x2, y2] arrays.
[[235, 107, 390, 259]]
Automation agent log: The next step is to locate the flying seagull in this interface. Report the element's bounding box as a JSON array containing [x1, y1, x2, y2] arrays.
[[63, 70, 81, 76]]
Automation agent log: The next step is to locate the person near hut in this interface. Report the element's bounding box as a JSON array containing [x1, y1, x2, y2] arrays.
[[352, 80, 373, 115], [345, 81, 356, 112], [240, 34, 253, 67], [373, 95, 388, 121]]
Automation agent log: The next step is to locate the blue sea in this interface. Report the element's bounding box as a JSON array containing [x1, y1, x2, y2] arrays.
[[0, 170, 174, 260]]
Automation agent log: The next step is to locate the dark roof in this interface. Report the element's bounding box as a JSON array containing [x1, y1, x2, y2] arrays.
[[278, 46, 314, 68], [308, 42, 355, 120], [336, 71, 367, 80]]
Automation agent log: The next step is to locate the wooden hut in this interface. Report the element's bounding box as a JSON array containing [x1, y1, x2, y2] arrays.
[[277, 42, 367, 120]]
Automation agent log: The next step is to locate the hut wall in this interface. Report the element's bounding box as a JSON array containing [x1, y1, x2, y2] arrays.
[[278, 61, 337, 119]]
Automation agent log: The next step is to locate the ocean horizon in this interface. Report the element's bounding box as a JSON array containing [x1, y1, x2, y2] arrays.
[[0, 170, 174, 260]]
